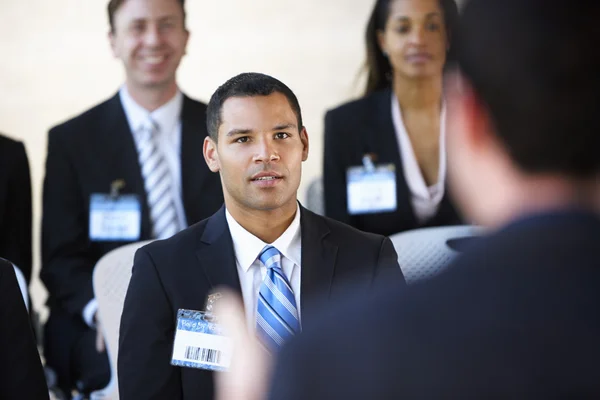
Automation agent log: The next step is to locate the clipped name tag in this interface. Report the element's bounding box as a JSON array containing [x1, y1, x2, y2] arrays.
[[89, 194, 141, 241], [171, 309, 233, 371], [346, 163, 397, 215]]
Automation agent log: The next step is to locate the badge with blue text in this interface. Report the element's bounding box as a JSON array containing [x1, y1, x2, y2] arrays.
[[171, 308, 233, 371], [346, 155, 397, 215]]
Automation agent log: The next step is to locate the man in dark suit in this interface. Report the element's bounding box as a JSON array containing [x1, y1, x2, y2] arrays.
[[262, 0, 600, 398], [0, 134, 32, 283], [0, 258, 48, 400], [41, 0, 223, 395], [118, 72, 405, 399]]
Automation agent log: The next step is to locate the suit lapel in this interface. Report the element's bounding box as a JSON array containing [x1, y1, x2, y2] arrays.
[[299, 206, 338, 317], [102, 93, 152, 238], [196, 206, 242, 294]]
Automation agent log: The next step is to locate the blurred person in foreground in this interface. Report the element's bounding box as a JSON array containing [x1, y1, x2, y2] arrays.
[[0, 258, 48, 399], [41, 0, 223, 395], [118, 72, 405, 400], [323, 0, 462, 236], [215, 0, 600, 398]]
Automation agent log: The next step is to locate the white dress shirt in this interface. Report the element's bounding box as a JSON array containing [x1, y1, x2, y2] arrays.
[[226, 204, 302, 330], [82, 87, 188, 327], [119, 86, 188, 230], [391, 93, 447, 224]]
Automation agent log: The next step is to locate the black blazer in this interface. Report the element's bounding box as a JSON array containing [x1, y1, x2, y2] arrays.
[[0, 258, 49, 400], [270, 210, 600, 399], [323, 87, 461, 237], [118, 205, 404, 400], [0, 134, 32, 283], [41, 93, 224, 317]]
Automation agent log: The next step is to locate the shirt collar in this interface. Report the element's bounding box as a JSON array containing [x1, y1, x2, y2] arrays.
[[119, 85, 183, 136], [225, 203, 302, 272]]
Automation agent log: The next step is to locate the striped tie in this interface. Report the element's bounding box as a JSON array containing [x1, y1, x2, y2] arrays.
[[256, 246, 300, 352], [136, 118, 180, 239]]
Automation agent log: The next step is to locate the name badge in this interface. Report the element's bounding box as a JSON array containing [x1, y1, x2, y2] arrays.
[[171, 309, 233, 371], [89, 194, 141, 241], [346, 163, 397, 215]]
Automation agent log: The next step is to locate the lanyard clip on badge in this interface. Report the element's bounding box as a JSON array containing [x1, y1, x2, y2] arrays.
[[362, 153, 376, 173], [110, 179, 126, 198]]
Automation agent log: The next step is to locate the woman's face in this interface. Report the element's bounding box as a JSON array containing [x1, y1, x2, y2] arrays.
[[378, 0, 448, 81]]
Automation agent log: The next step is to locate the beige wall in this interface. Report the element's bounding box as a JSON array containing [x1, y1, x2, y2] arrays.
[[0, 0, 376, 317]]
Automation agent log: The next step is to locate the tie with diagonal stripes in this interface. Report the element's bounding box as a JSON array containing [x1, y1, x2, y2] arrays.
[[136, 118, 180, 239], [256, 246, 300, 352]]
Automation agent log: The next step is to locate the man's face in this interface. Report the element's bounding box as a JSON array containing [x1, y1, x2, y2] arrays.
[[203, 93, 309, 213], [109, 0, 189, 91]]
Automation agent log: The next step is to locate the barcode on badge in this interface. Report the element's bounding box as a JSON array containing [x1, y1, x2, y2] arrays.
[[185, 346, 222, 364]]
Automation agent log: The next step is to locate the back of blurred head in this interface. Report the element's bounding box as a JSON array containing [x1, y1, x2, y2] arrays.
[[446, 0, 600, 227]]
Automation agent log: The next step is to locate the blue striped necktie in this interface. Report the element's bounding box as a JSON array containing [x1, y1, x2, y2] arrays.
[[256, 246, 300, 352], [136, 118, 180, 239]]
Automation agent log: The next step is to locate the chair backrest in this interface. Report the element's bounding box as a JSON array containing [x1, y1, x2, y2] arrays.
[[304, 176, 324, 216], [11, 264, 29, 311], [390, 225, 481, 284], [91, 240, 153, 400]]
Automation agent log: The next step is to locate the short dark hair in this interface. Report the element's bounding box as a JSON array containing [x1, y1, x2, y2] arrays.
[[107, 0, 186, 32], [457, 0, 600, 178], [206, 73, 304, 141], [364, 0, 459, 96]]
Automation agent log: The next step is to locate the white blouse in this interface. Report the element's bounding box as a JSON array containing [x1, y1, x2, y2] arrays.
[[391, 93, 447, 224]]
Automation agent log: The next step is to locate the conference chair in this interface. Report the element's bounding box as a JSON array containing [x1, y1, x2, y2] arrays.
[[90, 240, 153, 400], [390, 225, 482, 284]]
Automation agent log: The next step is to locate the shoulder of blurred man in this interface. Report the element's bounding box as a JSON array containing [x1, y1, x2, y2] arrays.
[[269, 209, 600, 399]]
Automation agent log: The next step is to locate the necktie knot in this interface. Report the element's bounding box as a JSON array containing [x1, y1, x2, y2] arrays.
[[139, 117, 158, 141], [259, 246, 282, 270]]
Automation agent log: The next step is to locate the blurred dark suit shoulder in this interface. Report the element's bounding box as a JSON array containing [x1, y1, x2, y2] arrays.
[[0, 258, 48, 400], [271, 210, 600, 399], [0, 134, 32, 282]]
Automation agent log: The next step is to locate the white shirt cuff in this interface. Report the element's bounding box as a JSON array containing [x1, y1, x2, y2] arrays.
[[82, 299, 98, 328]]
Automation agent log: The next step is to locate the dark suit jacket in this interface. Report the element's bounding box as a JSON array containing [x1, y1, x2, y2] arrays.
[[118, 205, 404, 400], [323, 87, 461, 237], [0, 134, 32, 283], [270, 210, 600, 399], [41, 93, 223, 318], [0, 258, 48, 400]]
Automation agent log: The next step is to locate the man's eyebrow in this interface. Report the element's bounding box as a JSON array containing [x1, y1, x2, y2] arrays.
[[272, 123, 297, 131], [226, 128, 253, 137]]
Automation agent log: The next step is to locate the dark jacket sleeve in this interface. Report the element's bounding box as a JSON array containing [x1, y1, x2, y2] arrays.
[[0, 141, 32, 283], [118, 248, 182, 400], [323, 110, 352, 225], [41, 128, 95, 316], [0, 260, 49, 400]]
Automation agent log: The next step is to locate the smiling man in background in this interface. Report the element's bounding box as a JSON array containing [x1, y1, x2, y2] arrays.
[[41, 0, 222, 395]]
